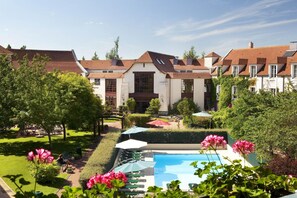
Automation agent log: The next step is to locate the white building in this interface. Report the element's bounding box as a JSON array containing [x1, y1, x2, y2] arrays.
[[81, 51, 220, 113], [211, 42, 297, 97]]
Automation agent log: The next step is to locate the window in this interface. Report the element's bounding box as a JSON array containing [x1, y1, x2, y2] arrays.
[[292, 65, 297, 78], [108, 70, 113, 73], [250, 65, 257, 77], [182, 79, 194, 93], [94, 78, 100, 85], [180, 70, 186, 73], [105, 79, 116, 92], [232, 66, 239, 77], [250, 86, 256, 93], [270, 88, 277, 96], [134, 72, 154, 93], [103, 70, 108, 73], [216, 85, 221, 100], [269, 65, 277, 78], [232, 85, 237, 100]]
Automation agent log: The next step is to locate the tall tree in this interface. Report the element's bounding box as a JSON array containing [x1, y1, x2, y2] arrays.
[[14, 55, 59, 147], [92, 52, 99, 60], [6, 44, 11, 50], [20, 45, 26, 50], [105, 36, 120, 60], [0, 55, 16, 129], [56, 72, 103, 140], [82, 56, 86, 60], [183, 46, 198, 59]]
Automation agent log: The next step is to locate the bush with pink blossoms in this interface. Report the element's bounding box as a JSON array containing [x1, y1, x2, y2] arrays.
[[201, 134, 227, 150], [87, 171, 127, 189], [232, 140, 255, 156], [27, 148, 59, 185]]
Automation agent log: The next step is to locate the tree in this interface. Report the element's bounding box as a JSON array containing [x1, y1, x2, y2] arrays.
[[82, 56, 86, 60], [14, 54, 59, 147], [105, 36, 120, 60], [183, 46, 198, 59], [126, 98, 136, 113], [0, 55, 16, 129], [6, 44, 11, 50], [20, 45, 26, 50], [176, 98, 198, 117], [56, 72, 103, 139], [92, 52, 99, 60], [145, 98, 161, 115]]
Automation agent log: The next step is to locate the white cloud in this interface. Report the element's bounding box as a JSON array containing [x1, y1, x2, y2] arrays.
[[170, 18, 297, 42], [154, 0, 294, 42]]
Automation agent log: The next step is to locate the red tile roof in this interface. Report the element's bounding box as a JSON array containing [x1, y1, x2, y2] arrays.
[[10, 49, 83, 74], [80, 59, 135, 70], [166, 72, 211, 79], [205, 52, 220, 58], [88, 72, 123, 79], [0, 45, 13, 55], [135, 51, 176, 73], [217, 46, 290, 76], [173, 58, 209, 70]]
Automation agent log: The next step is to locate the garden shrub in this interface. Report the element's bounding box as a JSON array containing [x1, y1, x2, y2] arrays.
[[79, 132, 121, 188], [145, 98, 161, 115], [170, 98, 200, 115], [190, 116, 210, 128], [29, 163, 59, 184], [126, 98, 136, 113], [266, 155, 297, 177], [122, 131, 228, 144], [127, 114, 151, 127]]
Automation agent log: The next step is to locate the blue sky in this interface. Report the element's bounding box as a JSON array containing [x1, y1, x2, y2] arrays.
[[1, 0, 297, 59]]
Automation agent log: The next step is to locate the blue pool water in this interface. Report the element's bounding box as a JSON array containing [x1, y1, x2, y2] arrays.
[[154, 154, 223, 190]]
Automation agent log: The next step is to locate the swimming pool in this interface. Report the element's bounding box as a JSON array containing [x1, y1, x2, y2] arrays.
[[154, 153, 223, 190]]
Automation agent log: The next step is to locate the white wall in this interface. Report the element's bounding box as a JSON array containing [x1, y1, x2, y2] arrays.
[[194, 79, 205, 110], [170, 79, 182, 106], [123, 63, 168, 111], [90, 78, 106, 103], [204, 57, 218, 69]]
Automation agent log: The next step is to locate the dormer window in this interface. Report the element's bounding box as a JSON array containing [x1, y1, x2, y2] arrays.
[[269, 65, 277, 78], [232, 66, 239, 77], [250, 65, 257, 78], [292, 64, 297, 78]]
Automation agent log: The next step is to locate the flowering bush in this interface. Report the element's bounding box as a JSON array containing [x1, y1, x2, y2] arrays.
[[87, 171, 127, 189], [27, 148, 59, 185], [232, 140, 255, 156], [201, 134, 227, 150], [62, 171, 127, 198]]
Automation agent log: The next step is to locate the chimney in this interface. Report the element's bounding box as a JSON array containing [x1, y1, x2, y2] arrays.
[[173, 56, 178, 65], [111, 59, 118, 66], [186, 58, 193, 65], [289, 41, 297, 51], [248, 42, 254, 48]]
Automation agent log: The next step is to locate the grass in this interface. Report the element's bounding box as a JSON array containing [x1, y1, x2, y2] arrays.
[[103, 117, 121, 123], [0, 129, 96, 195]]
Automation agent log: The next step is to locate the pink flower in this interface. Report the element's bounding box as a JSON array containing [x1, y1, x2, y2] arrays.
[[27, 151, 35, 161], [232, 140, 255, 156], [27, 148, 54, 164], [201, 135, 227, 150], [87, 171, 127, 189]]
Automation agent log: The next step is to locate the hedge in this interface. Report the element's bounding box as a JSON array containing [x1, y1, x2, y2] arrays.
[[127, 113, 151, 127], [121, 130, 228, 144], [79, 132, 121, 188]]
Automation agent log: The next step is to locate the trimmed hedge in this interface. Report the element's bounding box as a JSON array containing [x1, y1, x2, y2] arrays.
[[121, 130, 228, 144], [79, 132, 121, 188], [127, 113, 151, 127]]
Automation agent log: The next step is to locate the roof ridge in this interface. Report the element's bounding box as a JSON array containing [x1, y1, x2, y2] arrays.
[[11, 48, 72, 53], [233, 45, 288, 51]]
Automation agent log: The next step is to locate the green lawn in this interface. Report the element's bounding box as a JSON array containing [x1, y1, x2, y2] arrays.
[[0, 129, 95, 195]]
